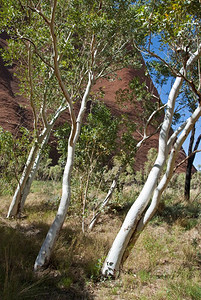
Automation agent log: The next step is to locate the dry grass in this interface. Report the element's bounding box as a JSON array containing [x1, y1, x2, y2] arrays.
[[0, 181, 201, 299]]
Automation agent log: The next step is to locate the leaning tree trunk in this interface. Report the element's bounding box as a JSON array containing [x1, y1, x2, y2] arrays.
[[101, 47, 201, 277], [7, 141, 40, 218], [122, 105, 201, 265], [88, 165, 125, 230], [19, 126, 53, 212], [34, 142, 75, 270], [184, 127, 201, 201], [34, 72, 93, 271], [101, 77, 183, 277], [7, 105, 67, 218]]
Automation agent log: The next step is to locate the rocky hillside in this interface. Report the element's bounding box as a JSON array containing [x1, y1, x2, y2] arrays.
[[0, 33, 190, 173], [0, 33, 32, 134]]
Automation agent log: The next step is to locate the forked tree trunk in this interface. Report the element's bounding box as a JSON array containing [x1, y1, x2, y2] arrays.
[[34, 73, 93, 271], [19, 127, 53, 212], [101, 47, 201, 277], [7, 106, 66, 218], [122, 105, 201, 266], [7, 141, 40, 218]]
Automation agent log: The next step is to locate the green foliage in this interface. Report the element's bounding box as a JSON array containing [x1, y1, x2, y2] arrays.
[[135, 148, 158, 185], [33, 143, 52, 181], [0, 127, 30, 195], [0, 1, 141, 201], [49, 165, 63, 182], [0, 0, 140, 101], [135, 169, 145, 185], [85, 256, 105, 281], [76, 102, 119, 172], [191, 170, 201, 189], [154, 190, 201, 229], [138, 0, 201, 50], [144, 148, 158, 179], [116, 76, 160, 131], [136, 0, 201, 128], [168, 172, 186, 190], [55, 101, 119, 170]]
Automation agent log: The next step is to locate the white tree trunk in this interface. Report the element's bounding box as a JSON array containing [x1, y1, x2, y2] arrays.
[[101, 46, 201, 277], [7, 105, 67, 218], [19, 125, 53, 212], [102, 79, 182, 277], [34, 73, 93, 271], [7, 141, 39, 218], [34, 143, 75, 270], [125, 104, 201, 252]]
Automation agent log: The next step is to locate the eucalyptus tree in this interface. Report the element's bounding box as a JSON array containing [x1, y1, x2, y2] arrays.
[[55, 101, 120, 232], [0, 0, 141, 222], [0, 1, 68, 217], [102, 0, 201, 277], [88, 72, 166, 230], [10, 0, 141, 271]]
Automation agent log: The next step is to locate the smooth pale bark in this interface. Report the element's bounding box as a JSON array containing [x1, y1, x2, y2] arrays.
[[102, 78, 182, 277], [34, 73, 93, 271], [34, 143, 74, 270], [7, 141, 39, 218], [19, 125, 53, 212], [126, 104, 201, 251], [34, 3, 96, 269], [102, 46, 201, 277], [7, 105, 67, 218], [89, 104, 167, 232]]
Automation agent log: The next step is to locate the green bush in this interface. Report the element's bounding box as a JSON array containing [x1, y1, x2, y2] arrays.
[[0, 127, 30, 195]]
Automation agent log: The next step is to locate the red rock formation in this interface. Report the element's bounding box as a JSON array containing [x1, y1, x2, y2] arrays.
[[0, 33, 193, 173], [92, 67, 190, 173], [0, 33, 32, 134]]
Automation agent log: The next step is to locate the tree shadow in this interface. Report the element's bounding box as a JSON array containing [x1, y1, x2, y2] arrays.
[[0, 202, 98, 300], [153, 201, 201, 230]]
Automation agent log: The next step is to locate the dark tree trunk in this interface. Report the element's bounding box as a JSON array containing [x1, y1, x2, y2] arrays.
[[184, 126, 201, 201]]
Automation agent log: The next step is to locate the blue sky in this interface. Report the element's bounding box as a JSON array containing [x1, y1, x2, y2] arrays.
[[155, 78, 201, 170], [142, 37, 201, 170]]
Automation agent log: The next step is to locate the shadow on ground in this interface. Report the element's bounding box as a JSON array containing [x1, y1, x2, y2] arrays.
[[153, 200, 201, 230], [0, 202, 97, 300]]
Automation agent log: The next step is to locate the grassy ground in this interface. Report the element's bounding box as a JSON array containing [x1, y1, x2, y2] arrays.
[[0, 181, 201, 300]]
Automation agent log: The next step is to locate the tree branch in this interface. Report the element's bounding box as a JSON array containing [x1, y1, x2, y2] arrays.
[[28, 3, 50, 25], [17, 35, 54, 69], [174, 149, 201, 172], [28, 43, 39, 139]]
